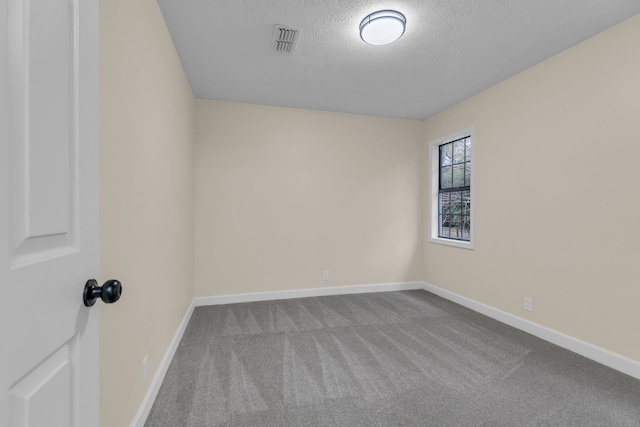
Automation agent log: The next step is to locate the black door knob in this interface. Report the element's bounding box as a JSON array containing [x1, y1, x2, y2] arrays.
[[83, 279, 123, 307]]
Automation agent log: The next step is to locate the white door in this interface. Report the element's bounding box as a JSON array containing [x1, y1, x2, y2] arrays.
[[0, 0, 100, 426]]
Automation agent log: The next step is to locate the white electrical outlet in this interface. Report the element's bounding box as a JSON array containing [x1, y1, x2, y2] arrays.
[[524, 297, 533, 312], [142, 357, 148, 384], [322, 271, 329, 281]]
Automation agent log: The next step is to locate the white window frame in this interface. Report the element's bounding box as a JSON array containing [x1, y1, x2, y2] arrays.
[[428, 127, 475, 250]]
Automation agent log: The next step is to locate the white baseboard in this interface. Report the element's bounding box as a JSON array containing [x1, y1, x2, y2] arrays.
[[130, 299, 196, 427], [422, 281, 640, 381], [195, 281, 425, 307]]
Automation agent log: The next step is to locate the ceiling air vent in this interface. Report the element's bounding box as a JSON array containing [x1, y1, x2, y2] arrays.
[[271, 25, 300, 54]]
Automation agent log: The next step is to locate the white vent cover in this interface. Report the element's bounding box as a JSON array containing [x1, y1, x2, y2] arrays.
[[271, 25, 300, 54]]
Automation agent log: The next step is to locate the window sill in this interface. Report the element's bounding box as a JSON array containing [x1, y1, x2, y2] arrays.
[[428, 236, 474, 250]]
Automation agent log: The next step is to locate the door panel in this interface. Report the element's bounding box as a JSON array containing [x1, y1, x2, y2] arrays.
[[9, 338, 76, 427], [8, 0, 76, 267], [1, 0, 99, 424]]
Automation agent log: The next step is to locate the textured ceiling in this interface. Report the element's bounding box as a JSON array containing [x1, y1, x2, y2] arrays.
[[157, 0, 640, 120]]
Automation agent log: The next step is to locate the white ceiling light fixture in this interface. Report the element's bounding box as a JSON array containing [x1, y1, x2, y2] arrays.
[[359, 10, 406, 46]]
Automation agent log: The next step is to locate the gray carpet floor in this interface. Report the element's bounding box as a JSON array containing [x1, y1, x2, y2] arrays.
[[144, 290, 640, 426]]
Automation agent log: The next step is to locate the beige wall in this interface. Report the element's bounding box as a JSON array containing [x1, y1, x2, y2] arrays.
[[195, 100, 423, 296], [423, 14, 640, 362], [99, 0, 195, 426]]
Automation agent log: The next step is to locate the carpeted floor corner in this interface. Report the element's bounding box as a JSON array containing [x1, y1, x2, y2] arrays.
[[144, 290, 640, 426]]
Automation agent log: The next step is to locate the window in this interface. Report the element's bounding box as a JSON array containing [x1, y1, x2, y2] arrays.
[[429, 128, 474, 249]]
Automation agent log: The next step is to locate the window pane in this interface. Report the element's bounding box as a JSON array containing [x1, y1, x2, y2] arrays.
[[462, 216, 470, 240], [453, 228, 463, 240], [445, 226, 453, 238], [440, 214, 451, 227], [462, 190, 470, 215], [453, 140, 465, 163], [439, 215, 450, 237], [441, 143, 452, 166], [440, 166, 453, 189], [464, 137, 471, 162], [450, 215, 461, 239], [444, 213, 450, 225], [439, 192, 450, 214], [453, 165, 465, 187], [464, 162, 471, 186], [449, 191, 461, 215]]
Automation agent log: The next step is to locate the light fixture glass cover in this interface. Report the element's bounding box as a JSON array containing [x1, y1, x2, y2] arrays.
[[360, 10, 406, 45]]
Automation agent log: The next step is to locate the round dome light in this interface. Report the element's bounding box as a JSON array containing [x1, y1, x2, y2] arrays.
[[359, 10, 406, 46]]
